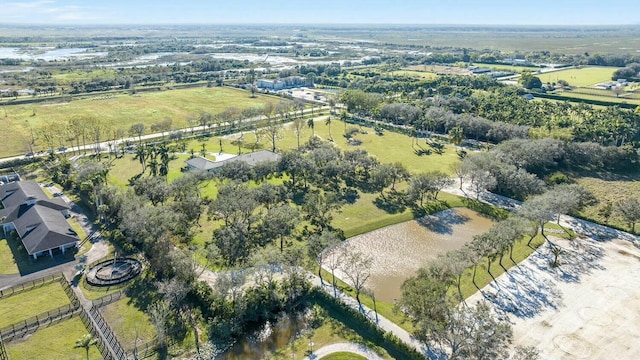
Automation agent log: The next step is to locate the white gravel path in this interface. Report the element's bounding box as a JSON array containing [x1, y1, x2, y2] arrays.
[[303, 342, 384, 360]]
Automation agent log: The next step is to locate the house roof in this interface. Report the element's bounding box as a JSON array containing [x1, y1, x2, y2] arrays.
[[186, 150, 281, 171], [0, 181, 77, 255], [185, 157, 225, 171]]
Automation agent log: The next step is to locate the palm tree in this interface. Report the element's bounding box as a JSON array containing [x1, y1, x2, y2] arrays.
[[325, 116, 332, 141], [448, 126, 464, 148], [74, 334, 97, 360], [307, 119, 315, 137]]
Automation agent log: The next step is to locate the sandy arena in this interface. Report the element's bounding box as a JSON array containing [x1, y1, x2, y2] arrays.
[[466, 235, 640, 359]]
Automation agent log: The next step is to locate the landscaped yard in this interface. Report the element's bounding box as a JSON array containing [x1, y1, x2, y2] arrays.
[[5, 318, 102, 360], [0, 281, 71, 328], [321, 353, 367, 360]]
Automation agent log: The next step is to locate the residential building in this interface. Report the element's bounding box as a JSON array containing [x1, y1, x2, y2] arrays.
[[0, 181, 78, 259]]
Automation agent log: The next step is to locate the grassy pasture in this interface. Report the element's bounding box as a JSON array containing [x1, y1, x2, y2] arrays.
[[5, 318, 102, 360], [0, 87, 280, 157], [101, 297, 157, 352], [537, 66, 619, 87], [0, 281, 71, 328]]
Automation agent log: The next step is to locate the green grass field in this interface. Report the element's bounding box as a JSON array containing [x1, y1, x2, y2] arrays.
[[537, 66, 619, 87], [5, 318, 102, 360], [0, 87, 281, 157], [100, 297, 156, 351], [51, 68, 120, 84], [0, 281, 71, 328], [386, 70, 439, 80]]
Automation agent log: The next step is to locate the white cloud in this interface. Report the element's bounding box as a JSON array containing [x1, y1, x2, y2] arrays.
[[0, 1, 106, 23]]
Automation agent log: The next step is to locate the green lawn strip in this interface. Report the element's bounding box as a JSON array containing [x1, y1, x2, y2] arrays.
[[0, 237, 19, 275], [5, 317, 102, 360], [321, 352, 368, 360], [320, 352, 367, 360], [0, 282, 71, 328], [100, 297, 156, 351]]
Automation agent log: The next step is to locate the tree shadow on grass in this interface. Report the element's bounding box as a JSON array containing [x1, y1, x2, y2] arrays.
[[373, 191, 408, 214], [414, 209, 471, 235]]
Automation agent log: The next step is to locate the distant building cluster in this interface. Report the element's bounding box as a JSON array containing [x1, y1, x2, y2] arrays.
[[595, 79, 627, 90], [468, 66, 515, 78], [256, 76, 313, 90]]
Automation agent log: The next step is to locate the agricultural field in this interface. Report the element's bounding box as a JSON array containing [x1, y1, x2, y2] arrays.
[[0, 87, 281, 157], [5, 318, 101, 360], [537, 66, 619, 87]]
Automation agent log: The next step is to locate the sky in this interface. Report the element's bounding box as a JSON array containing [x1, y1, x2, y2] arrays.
[[1, 0, 639, 25]]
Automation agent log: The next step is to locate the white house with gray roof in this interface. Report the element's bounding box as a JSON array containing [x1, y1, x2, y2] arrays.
[[185, 150, 281, 173], [0, 181, 78, 259]]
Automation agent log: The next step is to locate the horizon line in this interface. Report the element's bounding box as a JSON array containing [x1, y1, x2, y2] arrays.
[[1, 22, 638, 27]]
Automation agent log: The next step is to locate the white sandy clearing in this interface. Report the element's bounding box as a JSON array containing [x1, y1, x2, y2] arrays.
[[466, 236, 640, 359]]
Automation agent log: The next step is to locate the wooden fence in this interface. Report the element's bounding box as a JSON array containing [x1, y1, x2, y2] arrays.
[[0, 274, 62, 299], [0, 339, 8, 360]]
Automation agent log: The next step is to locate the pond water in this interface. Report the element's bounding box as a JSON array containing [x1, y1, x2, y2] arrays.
[[334, 208, 495, 303], [218, 312, 307, 360]]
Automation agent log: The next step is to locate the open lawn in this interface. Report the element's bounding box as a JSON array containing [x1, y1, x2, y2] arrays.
[[537, 66, 619, 87], [0, 281, 70, 328], [0, 86, 281, 158], [5, 317, 102, 360], [101, 297, 156, 351]]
